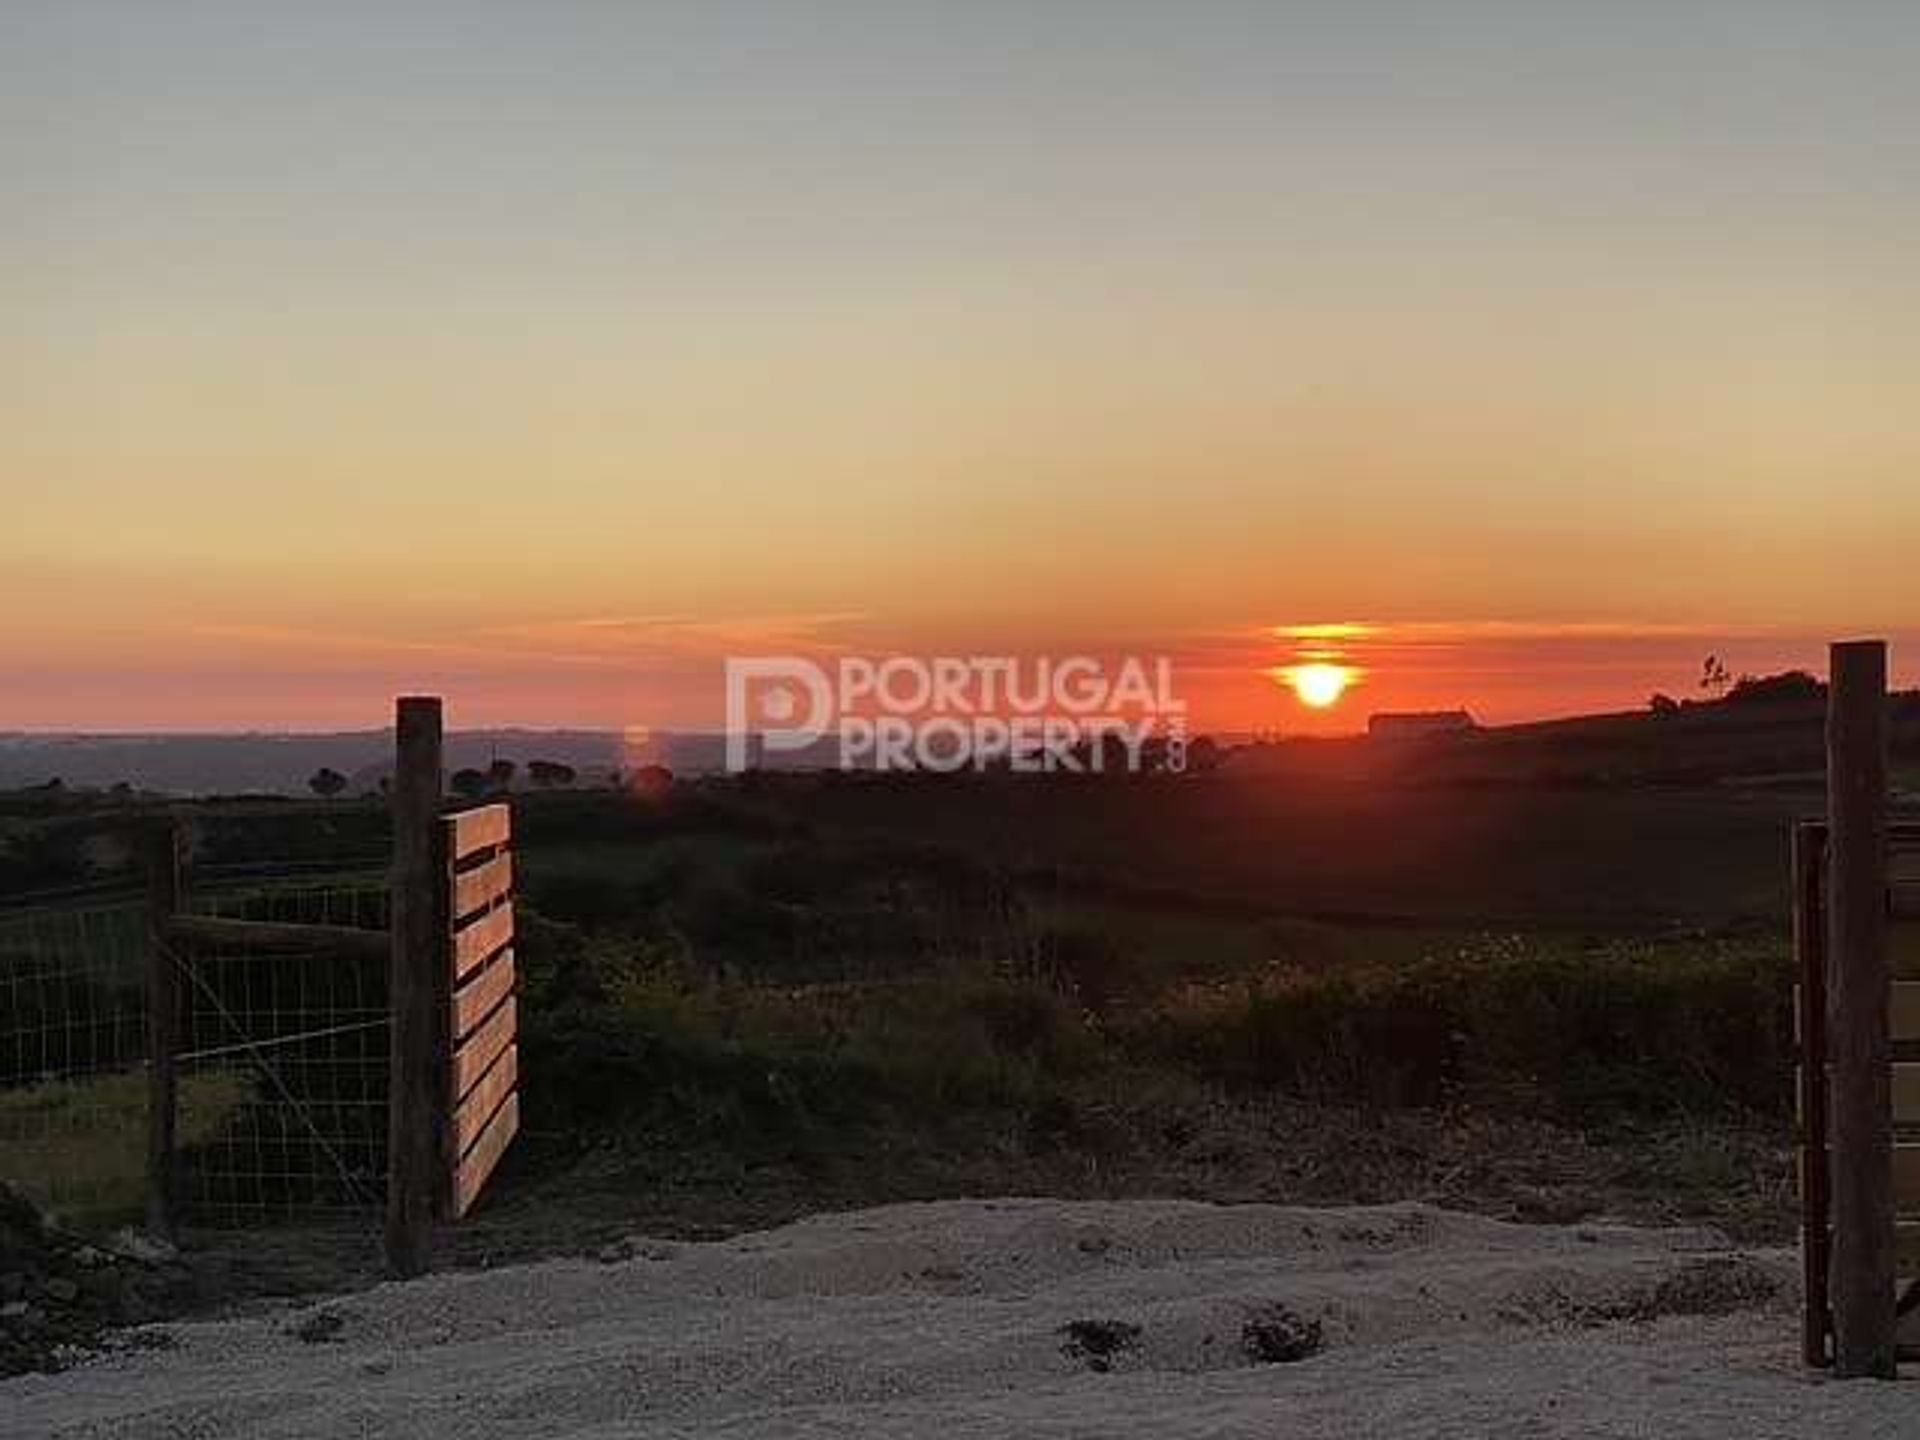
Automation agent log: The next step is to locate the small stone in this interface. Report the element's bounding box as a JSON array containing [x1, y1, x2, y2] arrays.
[[1241, 1303, 1323, 1364], [1059, 1318, 1141, 1373], [106, 1229, 178, 1264], [41, 1278, 80, 1305], [289, 1309, 346, 1344]]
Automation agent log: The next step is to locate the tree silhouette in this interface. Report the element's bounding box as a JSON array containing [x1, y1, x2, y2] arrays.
[[1726, 669, 1825, 706], [1699, 655, 1732, 696], [527, 759, 576, 789], [450, 768, 490, 801], [308, 767, 348, 799]]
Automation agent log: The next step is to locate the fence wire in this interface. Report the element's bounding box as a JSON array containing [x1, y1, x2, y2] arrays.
[[173, 874, 390, 1225], [0, 899, 151, 1230]]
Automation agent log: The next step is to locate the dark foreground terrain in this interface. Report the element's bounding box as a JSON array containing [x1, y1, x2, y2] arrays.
[[6, 700, 1920, 1374]]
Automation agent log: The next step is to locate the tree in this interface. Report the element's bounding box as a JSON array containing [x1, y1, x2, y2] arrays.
[[487, 759, 516, 794], [1648, 693, 1681, 717], [308, 767, 348, 799], [1699, 655, 1732, 697], [527, 759, 577, 789], [450, 768, 490, 801]]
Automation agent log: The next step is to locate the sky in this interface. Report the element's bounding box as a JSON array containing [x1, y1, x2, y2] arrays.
[[5, 1, 1918, 733]]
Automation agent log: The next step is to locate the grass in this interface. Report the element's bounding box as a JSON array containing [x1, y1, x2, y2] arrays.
[[1124, 932, 1792, 1116], [0, 1068, 252, 1228], [0, 778, 1827, 1262], [499, 833, 1803, 1248]]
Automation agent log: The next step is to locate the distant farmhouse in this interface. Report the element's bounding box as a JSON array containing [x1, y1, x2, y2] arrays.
[[1367, 710, 1477, 741]]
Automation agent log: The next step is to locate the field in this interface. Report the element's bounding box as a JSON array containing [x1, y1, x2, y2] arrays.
[[0, 1070, 250, 1228], [453, 772, 1845, 1265], [6, 729, 1920, 1367]]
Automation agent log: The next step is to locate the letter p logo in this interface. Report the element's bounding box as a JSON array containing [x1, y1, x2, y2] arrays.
[[724, 658, 834, 771]]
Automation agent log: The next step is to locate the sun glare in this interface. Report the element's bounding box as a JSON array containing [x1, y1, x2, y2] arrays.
[[1287, 662, 1354, 709]]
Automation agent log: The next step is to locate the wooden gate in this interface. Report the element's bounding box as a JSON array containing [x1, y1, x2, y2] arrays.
[[386, 696, 521, 1275], [1795, 819, 1920, 1366], [444, 802, 519, 1218]]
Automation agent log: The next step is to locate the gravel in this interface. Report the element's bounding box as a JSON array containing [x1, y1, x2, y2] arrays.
[[6, 1197, 1920, 1437]]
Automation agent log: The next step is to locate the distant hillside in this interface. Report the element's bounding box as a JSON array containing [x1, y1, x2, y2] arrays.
[[1228, 689, 1920, 790], [6, 685, 1919, 796], [0, 730, 626, 795]]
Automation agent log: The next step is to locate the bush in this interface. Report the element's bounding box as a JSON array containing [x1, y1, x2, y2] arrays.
[[1124, 936, 1792, 1120]]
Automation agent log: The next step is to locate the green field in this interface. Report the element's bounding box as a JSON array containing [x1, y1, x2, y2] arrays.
[[0, 1068, 250, 1229]]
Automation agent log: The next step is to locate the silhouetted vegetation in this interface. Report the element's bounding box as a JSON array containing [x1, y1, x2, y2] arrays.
[[450, 768, 490, 801], [528, 759, 577, 788], [1724, 669, 1825, 706], [307, 767, 348, 799]]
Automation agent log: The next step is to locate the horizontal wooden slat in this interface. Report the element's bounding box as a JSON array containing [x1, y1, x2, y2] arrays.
[[1796, 1063, 1920, 1126], [1900, 1143, 1920, 1209], [1796, 982, 1920, 1045], [451, 1090, 518, 1219], [1810, 1223, 1920, 1278], [1801, 1143, 1920, 1207], [445, 803, 511, 863], [163, 914, 388, 962], [451, 947, 515, 1042], [1899, 1064, 1920, 1129], [1896, 983, 1920, 1044], [452, 900, 514, 982], [451, 994, 516, 1101], [452, 1043, 517, 1159], [451, 851, 512, 923], [1895, 884, 1920, 921]]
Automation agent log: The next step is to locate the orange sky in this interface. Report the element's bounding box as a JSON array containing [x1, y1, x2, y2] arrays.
[[5, 5, 1918, 734]]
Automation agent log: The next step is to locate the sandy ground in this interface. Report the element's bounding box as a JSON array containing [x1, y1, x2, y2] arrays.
[[6, 1198, 1918, 1438]]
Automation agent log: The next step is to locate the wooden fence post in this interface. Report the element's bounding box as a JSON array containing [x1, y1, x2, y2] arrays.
[[1795, 820, 1830, 1367], [386, 696, 445, 1277], [143, 818, 181, 1240], [1827, 639, 1895, 1378]]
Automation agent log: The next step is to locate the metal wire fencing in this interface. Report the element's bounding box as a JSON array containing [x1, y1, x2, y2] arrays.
[[0, 896, 152, 1230], [171, 868, 390, 1226]]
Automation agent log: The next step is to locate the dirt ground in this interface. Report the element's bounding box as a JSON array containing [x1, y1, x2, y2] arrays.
[[11, 1197, 1920, 1438]]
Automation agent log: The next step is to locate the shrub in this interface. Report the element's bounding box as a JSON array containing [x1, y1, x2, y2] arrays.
[[1123, 936, 1792, 1121]]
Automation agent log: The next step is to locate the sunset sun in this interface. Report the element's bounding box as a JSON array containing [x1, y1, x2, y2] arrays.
[[1287, 662, 1355, 709]]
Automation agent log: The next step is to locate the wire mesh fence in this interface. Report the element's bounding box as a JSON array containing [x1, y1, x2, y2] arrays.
[[0, 897, 152, 1230], [0, 856, 397, 1233], [172, 870, 390, 1225]]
